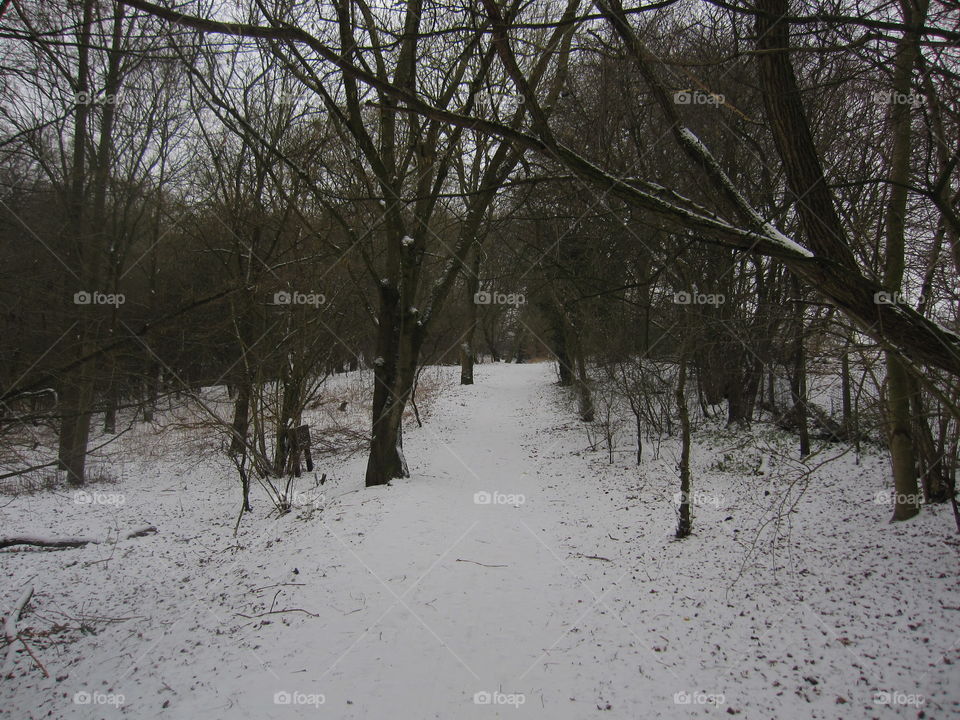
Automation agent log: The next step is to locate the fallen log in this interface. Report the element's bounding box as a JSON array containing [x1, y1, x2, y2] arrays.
[[0, 525, 157, 551]]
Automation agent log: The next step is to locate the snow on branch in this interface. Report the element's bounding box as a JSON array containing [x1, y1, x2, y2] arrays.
[[2, 586, 35, 678]]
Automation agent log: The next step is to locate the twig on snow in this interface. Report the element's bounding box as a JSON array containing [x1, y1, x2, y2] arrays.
[[455, 558, 508, 567], [235, 608, 320, 619]]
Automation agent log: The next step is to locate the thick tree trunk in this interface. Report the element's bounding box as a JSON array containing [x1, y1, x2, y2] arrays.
[[887, 354, 920, 519], [365, 280, 416, 487], [366, 401, 409, 486], [59, 2, 126, 484], [726, 371, 753, 427], [882, 0, 927, 521], [57, 0, 95, 487], [57, 369, 94, 487], [554, 322, 573, 386], [460, 247, 480, 385]]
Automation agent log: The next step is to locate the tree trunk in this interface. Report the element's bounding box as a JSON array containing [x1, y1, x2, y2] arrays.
[[103, 392, 117, 434], [908, 375, 948, 503], [274, 353, 302, 476], [675, 349, 692, 538], [887, 355, 919, 519], [790, 278, 810, 458], [142, 364, 159, 422], [364, 280, 416, 487], [574, 343, 594, 422], [460, 246, 480, 385], [635, 411, 642, 465], [366, 401, 409, 486], [230, 381, 251, 455], [882, 0, 928, 521], [56, 0, 95, 486], [841, 347, 852, 432], [58, 371, 94, 487], [554, 320, 573, 386]]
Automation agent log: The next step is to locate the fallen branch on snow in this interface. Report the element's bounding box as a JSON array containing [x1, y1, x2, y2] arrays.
[[2, 586, 40, 678], [236, 608, 320, 619], [0, 525, 157, 550], [455, 558, 508, 568]]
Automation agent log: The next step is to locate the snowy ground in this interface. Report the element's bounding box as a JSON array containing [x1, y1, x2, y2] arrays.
[[1, 362, 958, 719]]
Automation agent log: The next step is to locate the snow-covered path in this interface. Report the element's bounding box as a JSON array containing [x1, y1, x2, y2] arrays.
[[228, 362, 630, 718], [2, 361, 958, 719]]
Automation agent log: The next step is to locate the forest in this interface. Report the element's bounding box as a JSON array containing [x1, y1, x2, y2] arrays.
[[0, 0, 958, 717]]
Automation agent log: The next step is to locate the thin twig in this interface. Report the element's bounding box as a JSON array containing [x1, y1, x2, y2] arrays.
[[455, 558, 508, 567], [235, 608, 320, 619]]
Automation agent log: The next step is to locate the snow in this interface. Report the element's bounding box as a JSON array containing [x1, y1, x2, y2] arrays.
[[401, 235, 414, 247], [677, 128, 814, 259], [1, 363, 957, 718]]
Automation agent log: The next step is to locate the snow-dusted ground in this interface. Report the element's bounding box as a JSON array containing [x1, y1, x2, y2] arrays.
[[1, 362, 958, 719]]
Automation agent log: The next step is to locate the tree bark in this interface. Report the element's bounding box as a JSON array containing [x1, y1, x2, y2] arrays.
[[365, 279, 419, 486], [675, 346, 692, 538], [790, 277, 810, 458], [887, 355, 919, 519], [460, 245, 480, 385], [230, 381, 251, 455], [882, 0, 928, 521], [841, 346, 852, 431], [57, 0, 95, 486]]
